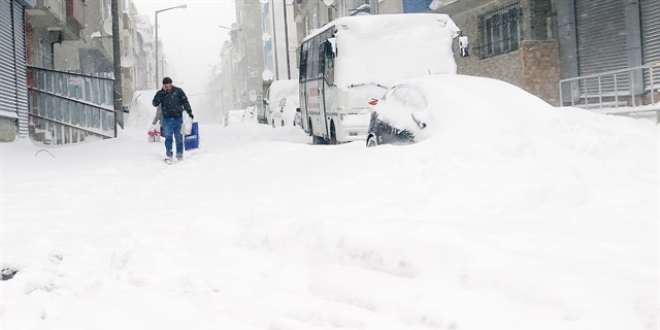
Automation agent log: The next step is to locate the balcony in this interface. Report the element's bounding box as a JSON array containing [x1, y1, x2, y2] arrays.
[[26, 0, 82, 40], [66, 0, 84, 30]]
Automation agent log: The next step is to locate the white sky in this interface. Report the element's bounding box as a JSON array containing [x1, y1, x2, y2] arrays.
[[131, 0, 237, 96]]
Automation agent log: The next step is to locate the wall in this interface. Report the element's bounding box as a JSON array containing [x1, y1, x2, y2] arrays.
[[0, 118, 17, 142], [379, 0, 404, 14], [446, 0, 524, 87], [433, 0, 562, 105], [521, 40, 560, 105]]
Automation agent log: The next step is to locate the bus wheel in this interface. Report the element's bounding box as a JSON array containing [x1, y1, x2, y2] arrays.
[[366, 135, 378, 148], [330, 121, 338, 144]]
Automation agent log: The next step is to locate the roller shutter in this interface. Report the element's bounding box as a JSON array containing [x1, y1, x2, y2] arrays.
[[0, 0, 28, 138], [14, 1, 28, 137], [0, 0, 17, 118], [575, 0, 628, 94], [641, 0, 660, 90]]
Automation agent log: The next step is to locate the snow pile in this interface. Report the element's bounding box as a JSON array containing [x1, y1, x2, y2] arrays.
[[125, 89, 159, 129], [1, 85, 658, 329]]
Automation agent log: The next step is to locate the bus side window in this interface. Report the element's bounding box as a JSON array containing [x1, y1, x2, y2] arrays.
[[322, 41, 335, 86], [309, 37, 318, 78], [300, 48, 308, 81]]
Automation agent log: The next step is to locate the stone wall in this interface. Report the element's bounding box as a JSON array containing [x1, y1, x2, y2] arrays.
[[437, 0, 562, 106], [0, 118, 18, 142], [448, 0, 524, 88], [521, 40, 561, 106]]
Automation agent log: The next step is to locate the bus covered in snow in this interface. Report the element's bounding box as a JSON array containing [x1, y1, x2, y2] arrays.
[[298, 13, 460, 144]]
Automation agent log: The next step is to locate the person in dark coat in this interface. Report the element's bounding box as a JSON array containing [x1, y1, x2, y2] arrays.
[[152, 77, 194, 161]]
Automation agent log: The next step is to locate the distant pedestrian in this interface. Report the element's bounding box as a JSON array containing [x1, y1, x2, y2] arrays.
[[150, 105, 164, 139], [152, 77, 194, 162]]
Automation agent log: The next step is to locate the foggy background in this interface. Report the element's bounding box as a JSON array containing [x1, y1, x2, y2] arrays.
[[132, 0, 237, 123]]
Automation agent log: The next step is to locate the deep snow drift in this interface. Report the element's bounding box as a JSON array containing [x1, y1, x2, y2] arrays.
[[1, 99, 658, 329]]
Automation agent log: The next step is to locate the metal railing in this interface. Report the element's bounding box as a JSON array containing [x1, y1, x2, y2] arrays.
[[559, 62, 660, 122], [28, 66, 116, 145]]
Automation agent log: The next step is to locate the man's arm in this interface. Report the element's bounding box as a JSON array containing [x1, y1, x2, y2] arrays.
[[178, 89, 193, 118], [152, 90, 164, 107]]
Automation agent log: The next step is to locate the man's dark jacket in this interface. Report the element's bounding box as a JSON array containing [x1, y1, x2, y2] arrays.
[[152, 86, 193, 119]]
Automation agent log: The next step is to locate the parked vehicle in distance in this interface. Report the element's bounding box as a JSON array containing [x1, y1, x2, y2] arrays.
[[224, 109, 245, 127], [366, 74, 555, 147], [298, 13, 460, 145], [265, 79, 299, 128]]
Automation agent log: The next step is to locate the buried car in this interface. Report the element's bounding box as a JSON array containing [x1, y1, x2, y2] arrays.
[[265, 79, 299, 128], [366, 74, 555, 147]]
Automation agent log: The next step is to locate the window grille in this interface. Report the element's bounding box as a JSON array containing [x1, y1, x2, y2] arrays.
[[479, 3, 522, 59]]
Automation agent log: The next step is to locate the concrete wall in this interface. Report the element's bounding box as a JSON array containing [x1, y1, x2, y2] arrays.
[[0, 118, 18, 142], [379, 0, 404, 14], [447, 0, 524, 87]]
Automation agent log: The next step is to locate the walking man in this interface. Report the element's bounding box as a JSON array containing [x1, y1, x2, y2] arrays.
[[153, 77, 194, 162]]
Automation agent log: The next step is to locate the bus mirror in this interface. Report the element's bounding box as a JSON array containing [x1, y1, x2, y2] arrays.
[[324, 41, 335, 59]]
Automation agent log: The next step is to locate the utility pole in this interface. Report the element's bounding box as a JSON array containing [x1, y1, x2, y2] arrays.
[[111, 0, 124, 134], [282, 0, 291, 79], [371, 0, 379, 15], [155, 13, 159, 89]]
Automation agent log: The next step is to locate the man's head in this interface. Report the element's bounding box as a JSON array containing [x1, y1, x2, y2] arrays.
[[162, 77, 173, 91]]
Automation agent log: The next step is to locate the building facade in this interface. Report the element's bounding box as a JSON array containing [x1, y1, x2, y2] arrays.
[[1, 0, 166, 144], [1, 0, 34, 142], [434, 0, 659, 107]]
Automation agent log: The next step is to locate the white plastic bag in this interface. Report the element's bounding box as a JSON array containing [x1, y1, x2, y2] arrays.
[[182, 117, 193, 135]]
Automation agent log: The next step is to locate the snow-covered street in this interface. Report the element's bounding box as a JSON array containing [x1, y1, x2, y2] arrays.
[[1, 106, 659, 329]]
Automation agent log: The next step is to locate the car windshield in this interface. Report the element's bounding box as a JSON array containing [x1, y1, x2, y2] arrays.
[[383, 84, 428, 111]]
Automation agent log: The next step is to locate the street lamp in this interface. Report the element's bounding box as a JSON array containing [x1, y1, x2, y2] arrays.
[[155, 4, 187, 89]]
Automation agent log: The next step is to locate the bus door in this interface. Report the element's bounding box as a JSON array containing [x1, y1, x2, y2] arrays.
[[321, 38, 335, 124]]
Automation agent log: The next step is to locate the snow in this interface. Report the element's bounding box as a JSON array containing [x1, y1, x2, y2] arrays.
[[2, 77, 658, 329], [267, 80, 300, 127], [2, 15, 659, 326], [314, 13, 460, 89]]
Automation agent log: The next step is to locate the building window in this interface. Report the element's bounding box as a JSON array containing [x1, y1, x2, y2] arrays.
[[480, 3, 522, 59]]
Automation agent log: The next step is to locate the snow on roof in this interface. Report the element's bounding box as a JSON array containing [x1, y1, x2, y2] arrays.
[[268, 79, 299, 105], [329, 13, 460, 89]]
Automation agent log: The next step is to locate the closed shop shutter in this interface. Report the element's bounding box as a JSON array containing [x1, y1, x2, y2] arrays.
[[13, 1, 28, 137], [0, 0, 17, 119], [641, 0, 660, 90], [575, 0, 628, 94]]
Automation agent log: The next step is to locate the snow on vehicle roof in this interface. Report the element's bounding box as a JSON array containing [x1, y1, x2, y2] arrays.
[[302, 13, 461, 90], [268, 80, 299, 105], [301, 13, 458, 43]]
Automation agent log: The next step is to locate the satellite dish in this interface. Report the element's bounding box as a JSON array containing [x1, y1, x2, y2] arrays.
[[121, 55, 135, 68], [142, 41, 154, 53], [103, 17, 123, 36], [262, 69, 274, 82]]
